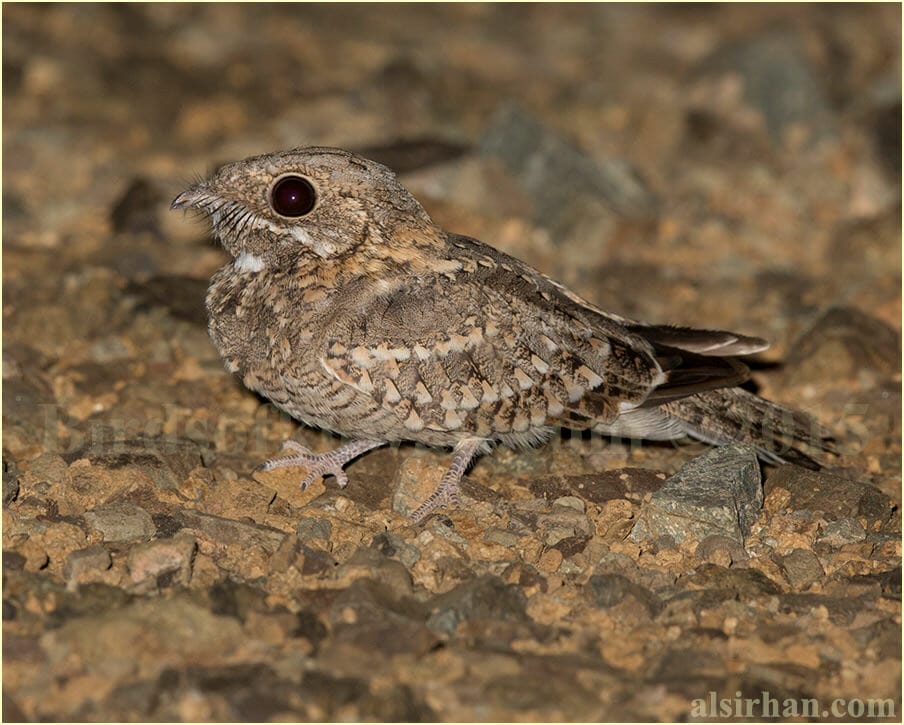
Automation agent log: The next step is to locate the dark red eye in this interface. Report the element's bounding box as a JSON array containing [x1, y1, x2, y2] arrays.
[[271, 176, 316, 217]]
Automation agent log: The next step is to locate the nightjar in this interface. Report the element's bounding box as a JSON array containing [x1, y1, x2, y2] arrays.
[[172, 147, 834, 522]]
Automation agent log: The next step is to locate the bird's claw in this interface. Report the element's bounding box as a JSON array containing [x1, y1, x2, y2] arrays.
[[257, 439, 384, 492]]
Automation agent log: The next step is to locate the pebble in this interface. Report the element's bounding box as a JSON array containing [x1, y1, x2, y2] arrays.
[[295, 516, 333, 545], [62, 545, 112, 589], [84, 503, 155, 543], [426, 575, 528, 635], [630, 445, 762, 545], [697, 29, 832, 141], [586, 573, 661, 617], [3, 458, 20, 506], [127, 534, 197, 587], [777, 548, 825, 589], [818, 518, 867, 547]]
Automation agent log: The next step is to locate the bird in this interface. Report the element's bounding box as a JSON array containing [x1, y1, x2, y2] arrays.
[[171, 146, 835, 522]]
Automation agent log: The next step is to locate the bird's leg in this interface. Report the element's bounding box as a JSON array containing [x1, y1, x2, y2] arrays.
[[409, 438, 488, 523], [257, 439, 385, 490]]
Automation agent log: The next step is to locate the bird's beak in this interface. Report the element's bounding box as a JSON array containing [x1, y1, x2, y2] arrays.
[[170, 185, 207, 211]]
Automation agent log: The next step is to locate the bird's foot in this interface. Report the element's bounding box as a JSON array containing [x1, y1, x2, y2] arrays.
[[409, 438, 487, 523], [257, 439, 384, 490]]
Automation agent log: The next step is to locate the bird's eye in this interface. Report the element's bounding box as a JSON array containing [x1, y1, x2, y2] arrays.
[[271, 176, 317, 217]]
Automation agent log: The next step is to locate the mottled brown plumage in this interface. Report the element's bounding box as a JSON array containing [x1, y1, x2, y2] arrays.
[[172, 147, 834, 521]]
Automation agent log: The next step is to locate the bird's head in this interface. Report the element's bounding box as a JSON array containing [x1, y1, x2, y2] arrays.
[[172, 147, 436, 266]]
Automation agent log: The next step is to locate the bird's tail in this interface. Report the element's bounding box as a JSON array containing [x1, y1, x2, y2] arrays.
[[661, 387, 837, 469]]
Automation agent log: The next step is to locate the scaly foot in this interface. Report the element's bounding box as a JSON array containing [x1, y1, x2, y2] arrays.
[[409, 438, 487, 523], [258, 439, 384, 490]]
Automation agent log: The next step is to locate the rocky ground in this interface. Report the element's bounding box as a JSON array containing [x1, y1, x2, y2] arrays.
[[3, 4, 901, 722]]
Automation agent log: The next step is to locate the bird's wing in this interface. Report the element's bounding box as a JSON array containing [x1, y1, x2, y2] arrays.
[[320, 234, 758, 441], [319, 270, 656, 444]]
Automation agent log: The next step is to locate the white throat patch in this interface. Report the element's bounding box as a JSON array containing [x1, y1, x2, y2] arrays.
[[234, 253, 266, 273]]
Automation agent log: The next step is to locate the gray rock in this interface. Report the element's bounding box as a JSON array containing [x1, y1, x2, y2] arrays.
[[295, 516, 333, 545], [552, 495, 585, 513], [370, 531, 421, 568], [125, 276, 209, 326], [426, 574, 528, 635], [177, 510, 286, 552], [207, 578, 270, 622], [483, 527, 522, 548], [536, 500, 594, 547], [586, 573, 661, 617], [529, 468, 667, 504], [63, 436, 206, 493], [818, 518, 867, 547], [336, 547, 413, 595], [764, 466, 895, 529], [110, 177, 165, 237], [783, 306, 901, 385], [62, 544, 112, 584], [699, 30, 832, 140], [85, 502, 155, 543], [695, 534, 750, 567], [3, 458, 20, 505], [3, 377, 57, 446], [479, 105, 658, 248], [677, 564, 782, 600], [127, 534, 196, 587], [629, 445, 762, 545], [777, 548, 824, 589], [779, 592, 865, 626], [326, 578, 437, 659]]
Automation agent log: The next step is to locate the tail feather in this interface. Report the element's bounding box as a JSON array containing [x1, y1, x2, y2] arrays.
[[661, 388, 836, 469]]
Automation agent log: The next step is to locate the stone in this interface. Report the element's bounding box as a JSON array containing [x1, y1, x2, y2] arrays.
[[207, 579, 270, 622], [84, 502, 155, 543], [177, 510, 286, 552], [478, 105, 658, 260], [697, 30, 832, 141], [586, 573, 661, 617], [764, 466, 895, 529], [818, 518, 867, 547], [776, 548, 824, 589], [869, 94, 901, 180], [324, 578, 437, 658], [695, 534, 749, 567], [536, 500, 594, 548], [99, 662, 300, 721], [552, 495, 585, 513], [480, 105, 659, 222], [334, 547, 413, 594], [3, 457, 20, 505], [629, 445, 762, 545], [370, 531, 421, 568], [676, 564, 782, 600], [3, 377, 57, 450], [782, 306, 901, 387], [64, 437, 207, 494], [528, 468, 667, 504], [127, 534, 197, 587], [110, 177, 165, 236], [62, 544, 112, 586], [125, 275, 209, 326], [295, 516, 333, 545], [41, 597, 246, 684], [426, 574, 528, 635], [483, 527, 521, 548]]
